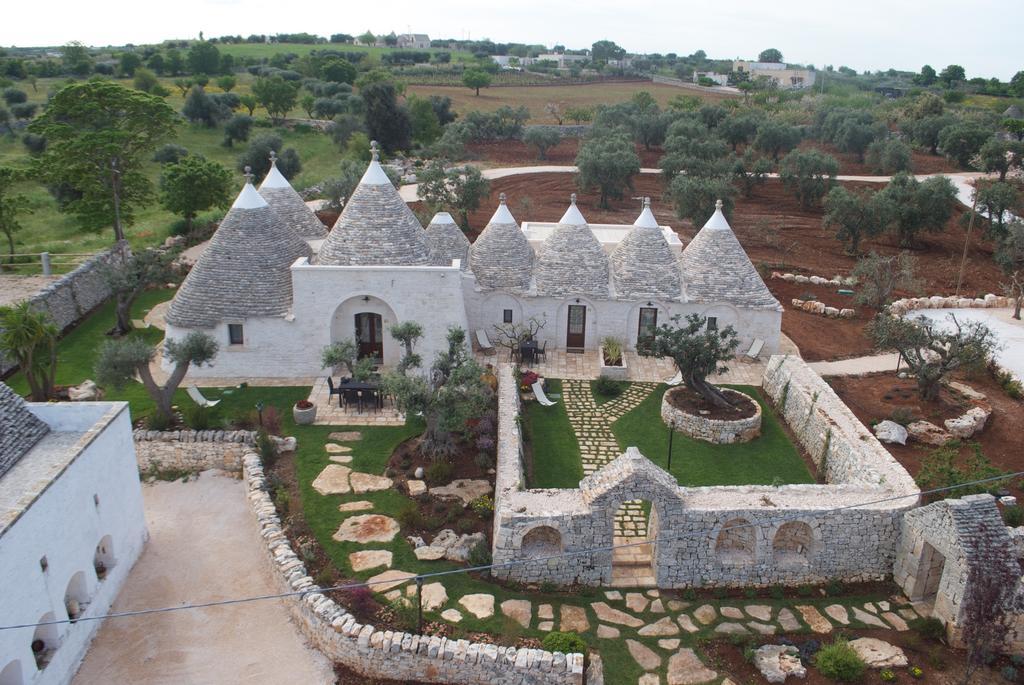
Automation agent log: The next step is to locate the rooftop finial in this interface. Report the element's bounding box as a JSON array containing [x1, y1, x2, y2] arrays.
[[570, 193, 577, 205], [243, 165, 254, 184], [715, 198, 723, 211], [643, 196, 651, 209], [269, 150, 277, 166], [499, 192, 507, 205], [370, 140, 380, 162]]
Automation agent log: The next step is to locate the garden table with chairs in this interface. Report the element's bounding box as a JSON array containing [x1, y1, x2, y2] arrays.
[[326, 377, 386, 413]]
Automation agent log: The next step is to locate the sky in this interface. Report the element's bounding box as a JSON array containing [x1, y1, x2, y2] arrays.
[[2, 0, 1021, 80]]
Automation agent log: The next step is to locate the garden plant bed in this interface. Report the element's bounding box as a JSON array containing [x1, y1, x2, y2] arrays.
[[386, 434, 493, 488], [665, 384, 759, 421]]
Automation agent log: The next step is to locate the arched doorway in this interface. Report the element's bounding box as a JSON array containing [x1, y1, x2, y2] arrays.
[[330, 296, 399, 367], [354, 312, 383, 362], [611, 499, 657, 587]]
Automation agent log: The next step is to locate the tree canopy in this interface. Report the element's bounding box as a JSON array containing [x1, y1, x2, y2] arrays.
[[462, 69, 492, 96], [160, 155, 234, 233], [822, 186, 893, 255], [877, 172, 957, 247], [642, 313, 740, 408], [574, 129, 640, 209], [252, 76, 299, 123]]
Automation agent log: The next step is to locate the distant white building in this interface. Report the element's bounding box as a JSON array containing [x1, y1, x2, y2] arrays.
[[0, 384, 146, 685], [536, 53, 588, 69], [491, 55, 534, 69], [397, 34, 430, 49], [733, 60, 815, 89], [692, 71, 730, 87]]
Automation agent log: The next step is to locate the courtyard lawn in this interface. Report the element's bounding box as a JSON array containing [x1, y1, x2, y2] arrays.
[[612, 384, 815, 487], [522, 379, 583, 488]]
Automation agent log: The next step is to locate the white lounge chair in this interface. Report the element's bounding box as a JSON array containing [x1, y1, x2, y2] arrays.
[[475, 329, 495, 354], [665, 371, 683, 386], [532, 381, 557, 407], [187, 385, 220, 408], [131, 319, 150, 329], [744, 338, 766, 361]]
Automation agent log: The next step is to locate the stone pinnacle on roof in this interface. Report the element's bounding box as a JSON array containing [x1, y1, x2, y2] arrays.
[[469, 192, 534, 290], [166, 179, 313, 329], [317, 143, 431, 266], [425, 211, 470, 269], [679, 200, 780, 309], [534, 193, 609, 298], [257, 150, 328, 239], [610, 197, 682, 300]]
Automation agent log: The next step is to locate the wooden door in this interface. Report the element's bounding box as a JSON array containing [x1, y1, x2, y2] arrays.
[[355, 312, 383, 362], [637, 307, 658, 351], [566, 305, 586, 349]]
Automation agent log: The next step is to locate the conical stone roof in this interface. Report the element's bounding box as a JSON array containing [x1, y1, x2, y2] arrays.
[[679, 200, 779, 308], [425, 211, 469, 269], [469, 193, 534, 290], [610, 198, 681, 300], [0, 382, 49, 480], [257, 152, 328, 239], [166, 178, 313, 329], [534, 194, 609, 298], [317, 143, 431, 266]]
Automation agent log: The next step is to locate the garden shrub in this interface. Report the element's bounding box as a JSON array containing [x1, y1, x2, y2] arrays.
[[256, 429, 278, 468], [593, 376, 624, 398], [1001, 666, 1018, 682], [455, 517, 476, 534], [182, 403, 216, 430], [146, 411, 171, 431], [1004, 505, 1024, 527], [911, 616, 947, 642], [542, 631, 586, 655], [397, 502, 422, 529], [474, 451, 494, 469], [470, 495, 494, 517], [888, 406, 915, 426], [314, 569, 333, 588], [388, 597, 419, 631], [425, 461, 454, 485], [153, 143, 189, 164], [467, 540, 491, 569], [815, 639, 866, 682]]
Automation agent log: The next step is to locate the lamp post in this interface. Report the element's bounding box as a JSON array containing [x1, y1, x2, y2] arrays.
[[667, 420, 675, 471], [255, 400, 265, 427]]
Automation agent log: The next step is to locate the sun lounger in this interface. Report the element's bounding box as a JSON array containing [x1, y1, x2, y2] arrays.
[[475, 329, 495, 354], [744, 338, 765, 361], [187, 385, 220, 408], [532, 381, 557, 407], [131, 319, 150, 329], [665, 371, 683, 386]]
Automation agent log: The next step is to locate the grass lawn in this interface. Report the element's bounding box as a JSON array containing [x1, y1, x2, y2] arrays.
[[613, 384, 815, 487], [522, 379, 583, 488]]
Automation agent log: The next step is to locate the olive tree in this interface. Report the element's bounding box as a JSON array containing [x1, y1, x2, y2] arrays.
[[878, 173, 957, 247], [780, 149, 838, 207], [995, 221, 1024, 319], [159, 155, 233, 233], [101, 248, 176, 336], [851, 252, 921, 309], [416, 160, 491, 229], [95, 332, 219, 422], [574, 128, 640, 209], [641, 313, 740, 409], [822, 186, 893, 255], [0, 166, 31, 263], [669, 175, 736, 227], [523, 127, 561, 160]]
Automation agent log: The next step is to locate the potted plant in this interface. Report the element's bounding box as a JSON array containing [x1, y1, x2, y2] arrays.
[[293, 399, 317, 425], [599, 336, 628, 380]]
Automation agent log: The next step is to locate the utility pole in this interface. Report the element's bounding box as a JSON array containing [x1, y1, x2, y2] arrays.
[[955, 187, 980, 298]]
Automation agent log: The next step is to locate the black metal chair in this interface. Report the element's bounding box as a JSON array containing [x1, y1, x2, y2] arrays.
[[361, 389, 380, 414], [327, 377, 343, 407], [536, 341, 548, 363], [343, 388, 360, 411]]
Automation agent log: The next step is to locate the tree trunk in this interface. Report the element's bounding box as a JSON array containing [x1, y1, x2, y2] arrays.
[[1014, 295, 1021, 321], [688, 372, 734, 409], [5, 230, 13, 264], [111, 162, 125, 243], [111, 295, 132, 336]]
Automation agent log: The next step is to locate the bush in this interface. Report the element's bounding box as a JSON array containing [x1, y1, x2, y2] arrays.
[[388, 597, 419, 631], [153, 144, 189, 164], [256, 429, 278, 468], [470, 495, 494, 517], [455, 517, 476, 533], [815, 639, 866, 682], [341, 585, 376, 617], [1001, 666, 1018, 682], [425, 461, 454, 485], [1004, 505, 1024, 527], [182, 403, 216, 430], [474, 451, 494, 469], [467, 540, 491, 568], [21, 132, 46, 155], [542, 631, 586, 655], [888, 406, 916, 426], [146, 411, 172, 431], [397, 502, 422, 529], [911, 616, 947, 642], [593, 376, 624, 398]]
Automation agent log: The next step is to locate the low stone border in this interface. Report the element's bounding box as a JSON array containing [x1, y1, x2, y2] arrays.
[[134, 429, 256, 474], [790, 298, 856, 319], [771, 271, 856, 287], [241, 452, 585, 685], [889, 293, 1016, 316], [661, 386, 762, 444]]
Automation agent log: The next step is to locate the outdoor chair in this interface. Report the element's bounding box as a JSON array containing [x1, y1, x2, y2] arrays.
[[187, 385, 220, 408], [665, 371, 683, 386], [342, 388, 360, 411], [131, 319, 150, 330], [743, 338, 766, 362], [327, 377, 343, 405], [536, 341, 548, 363], [475, 329, 495, 355], [532, 381, 558, 407]]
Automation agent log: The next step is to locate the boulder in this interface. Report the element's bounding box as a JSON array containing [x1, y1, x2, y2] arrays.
[[810, 275, 828, 285], [791, 299, 805, 308], [809, 301, 826, 315], [414, 546, 446, 561], [840, 308, 856, 319], [906, 420, 952, 446], [794, 275, 809, 283], [824, 306, 840, 318], [446, 532, 486, 562], [947, 381, 986, 402], [944, 406, 990, 438], [429, 479, 492, 505], [271, 435, 297, 452], [873, 420, 908, 445], [847, 638, 908, 668], [68, 379, 99, 401], [407, 480, 427, 497], [782, 273, 797, 282], [753, 645, 806, 683]]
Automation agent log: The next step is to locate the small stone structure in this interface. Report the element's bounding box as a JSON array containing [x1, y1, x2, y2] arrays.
[[133, 429, 256, 474], [241, 453, 585, 685], [661, 386, 761, 444]]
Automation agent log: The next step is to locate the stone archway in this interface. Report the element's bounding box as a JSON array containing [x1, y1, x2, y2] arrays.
[[772, 521, 816, 566], [330, 295, 399, 367], [715, 517, 757, 565]]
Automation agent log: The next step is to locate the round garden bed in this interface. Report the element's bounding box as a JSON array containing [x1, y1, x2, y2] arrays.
[[661, 385, 762, 444]]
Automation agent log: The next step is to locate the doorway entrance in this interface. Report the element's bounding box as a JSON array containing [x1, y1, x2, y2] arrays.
[[911, 541, 946, 614], [637, 307, 658, 350], [611, 500, 656, 587], [355, 312, 383, 362], [566, 304, 586, 350]]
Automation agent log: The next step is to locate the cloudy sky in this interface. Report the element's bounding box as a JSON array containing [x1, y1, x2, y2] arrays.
[[2, 0, 1021, 80]]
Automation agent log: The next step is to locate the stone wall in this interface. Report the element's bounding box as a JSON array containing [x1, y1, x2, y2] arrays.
[[1, 244, 130, 375], [661, 387, 761, 444], [133, 430, 256, 474], [241, 452, 585, 685], [888, 293, 1015, 316]]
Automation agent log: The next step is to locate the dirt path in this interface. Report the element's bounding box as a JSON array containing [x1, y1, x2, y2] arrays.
[[72, 471, 335, 685]]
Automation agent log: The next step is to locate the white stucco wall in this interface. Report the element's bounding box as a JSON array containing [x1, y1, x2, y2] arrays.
[[0, 403, 147, 685]]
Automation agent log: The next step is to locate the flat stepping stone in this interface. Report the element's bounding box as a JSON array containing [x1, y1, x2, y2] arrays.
[[596, 624, 620, 638], [824, 604, 850, 625], [667, 600, 689, 612], [384, 590, 402, 602], [862, 602, 877, 613], [748, 621, 777, 635], [882, 612, 909, 631], [777, 608, 801, 632], [407, 479, 427, 496], [348, 550, 392, 572], [605, 591, 623, 601], [745, 605, 772, 622], [638, 616, 679, 636], [848, 638, 908, 668], [646, 589, 660, 598], [459, 593, 495, 619], [898, 607, 919, 621], [877, 601, 891, 611], [501, 599, 531, 628], [626, 593, 650, 613], [441, 608, 462, 623], [795, 605, 832, 633], [537, 621, 554, 631], [313, 465, 351, 495], [560, 605, 590, 632], [429, 479, 492, 504], [329, 455, 353, 464], [325, 444, 352, 453], [693, 604, 716, 625], [538, 604, 554, 620], [366, 569, 416, 593], [650, 599, 665, 614], [414, 545, 446, 561], [676, 615, 699, 633], [667, 648, 718, 685], [658, 639, 680, 650], [591, 602, 644, 628], [639, 674, 660, 685], [329, 431, 362, 441], [626, 639, 662, 670], [338, 500, 372, 512], [852, 606, 888, 628], [720, 606, 744, 619], [349, 472, 393, 493], [421, 582, 448, 612], [333, 514, 399, 543], [714, 622, 749, 635]]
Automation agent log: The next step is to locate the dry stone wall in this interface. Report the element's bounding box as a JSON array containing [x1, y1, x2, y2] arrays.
[[661, 387, 762, 444], [133, 429, 256, 474], [241, 452, 584, 685]]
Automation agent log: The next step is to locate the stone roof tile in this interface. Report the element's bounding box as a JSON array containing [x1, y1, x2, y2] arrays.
[[424, 212, 470, 269], [534, 195, 609, 299], [469, 194, 534, 290], [610, 198, 682, 300], [0, 382, 50, 479], [258, 155, 328, 239]]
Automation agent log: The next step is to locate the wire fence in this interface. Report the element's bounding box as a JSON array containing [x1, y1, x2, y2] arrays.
[[0, 252, 95, 275]]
